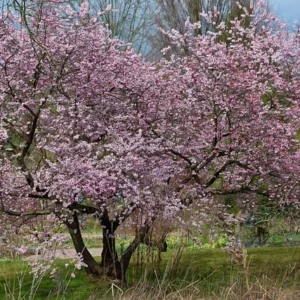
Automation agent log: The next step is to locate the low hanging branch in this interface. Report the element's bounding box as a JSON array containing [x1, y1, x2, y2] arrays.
[[2, 209, 52, 217]]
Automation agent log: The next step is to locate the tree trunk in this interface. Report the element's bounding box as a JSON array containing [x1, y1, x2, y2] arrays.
[[66, 209, 155, 283], [99, 215, 153, 283], [100, 223, 123, 280], [257, 226, 268, 246], [119, 223, 151, 281], [65, 213, 102, 276]]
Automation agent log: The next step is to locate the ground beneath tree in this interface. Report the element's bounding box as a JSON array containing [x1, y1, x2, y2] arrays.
[[26, 247, 102, 260]]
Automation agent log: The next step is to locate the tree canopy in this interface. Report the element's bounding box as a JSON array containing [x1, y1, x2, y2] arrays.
[[0, 0, 299, 283]]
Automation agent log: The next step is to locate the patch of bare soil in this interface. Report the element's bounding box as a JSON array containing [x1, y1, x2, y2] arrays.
[[25, 247, 102, 260]]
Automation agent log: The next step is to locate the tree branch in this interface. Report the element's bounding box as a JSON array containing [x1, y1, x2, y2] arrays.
[[114, 202, 136, 227], [205, 160, 236, 187], [67, 202, 99, 215], [212, 187, 270, 197], [196, 150, 226, 172], [28, 192, 50, 199], [205, 159, 256, 188], [169, 149, 193, 165], [2, 209, 52, 217]]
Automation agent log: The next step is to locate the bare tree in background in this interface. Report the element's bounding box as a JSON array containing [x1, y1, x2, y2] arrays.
[[69, 0, 156, 55], [1, 0, 156, 56], [150, 0, 271, 59]]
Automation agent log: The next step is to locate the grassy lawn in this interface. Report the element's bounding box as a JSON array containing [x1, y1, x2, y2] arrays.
[[0, 247, 300, 299]]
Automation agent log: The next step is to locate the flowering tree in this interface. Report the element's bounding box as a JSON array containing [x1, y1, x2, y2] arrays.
[[0, 0, 299, 283], [0, 0, 169, 281], [151, 2, 300, 229]]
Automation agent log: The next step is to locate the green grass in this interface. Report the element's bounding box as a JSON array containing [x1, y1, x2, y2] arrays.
[[267, 232, 300, 246], [127, 247, 300, 296], [163, 247, 300, 295], [0, 259, 99, 299], [1, 247, 300, 299]]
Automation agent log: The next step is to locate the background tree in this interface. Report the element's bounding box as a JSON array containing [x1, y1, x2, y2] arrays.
[[0, 0, 172, 282], [148, 0, 300, 240], [150, 0, 271, 58], [1, 0, 156, 56], [69, 0, 156, 55]]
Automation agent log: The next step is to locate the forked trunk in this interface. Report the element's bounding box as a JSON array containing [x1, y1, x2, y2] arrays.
[[66, 210, 153, 283], [65, 213, 102, 276], [99, 219, 152, 283]]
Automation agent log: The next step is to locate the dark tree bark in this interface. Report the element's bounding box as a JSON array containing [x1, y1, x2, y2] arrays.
[[65, 213, 102, 276], [119, 223, 151, 280], [65, 207, 157, 283], [256, 226, 268, 246], [99, 212, 123, 280], [99, 212, 154, 283]]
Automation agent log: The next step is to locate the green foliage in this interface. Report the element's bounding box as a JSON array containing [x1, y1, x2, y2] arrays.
[[255, 195, 281, 230], [296, 129, 300, 141], [261, 89, 292, 112], [224, 194, 239, 214], [267, 233, 300, 246]]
